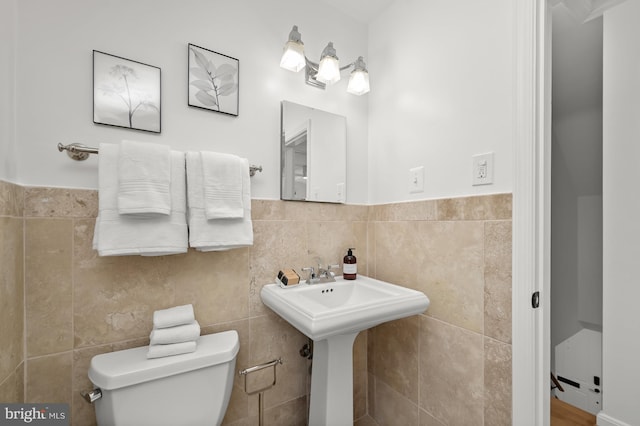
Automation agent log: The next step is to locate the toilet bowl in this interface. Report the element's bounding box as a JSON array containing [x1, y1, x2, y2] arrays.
[[87, 330, 239, 426]]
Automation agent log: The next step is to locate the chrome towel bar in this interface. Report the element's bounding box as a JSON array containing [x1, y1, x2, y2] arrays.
[[57, 142, 263, 176]]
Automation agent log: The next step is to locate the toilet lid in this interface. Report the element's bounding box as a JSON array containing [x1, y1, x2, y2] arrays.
[[89, 330, 239, 390]]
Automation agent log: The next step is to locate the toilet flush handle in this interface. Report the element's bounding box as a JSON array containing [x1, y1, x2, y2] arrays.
[[81, 388, 102, 404]]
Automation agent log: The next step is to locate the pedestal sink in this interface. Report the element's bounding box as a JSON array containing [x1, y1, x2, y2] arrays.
[[260, 275, 430, 426]]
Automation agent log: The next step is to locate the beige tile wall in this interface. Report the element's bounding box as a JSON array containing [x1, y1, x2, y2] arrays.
[[0, 180, 25, 403], [18, 187, 369, 426], [1, 182, 512, 426], [367, 194, 513, 426]]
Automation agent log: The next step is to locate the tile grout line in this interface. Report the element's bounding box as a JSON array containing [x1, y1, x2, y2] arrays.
[[70, 216, 76, 415], [22, 185, 27, 403]]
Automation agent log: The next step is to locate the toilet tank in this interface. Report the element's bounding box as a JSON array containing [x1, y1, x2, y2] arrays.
[[89, 330, 239, 426]]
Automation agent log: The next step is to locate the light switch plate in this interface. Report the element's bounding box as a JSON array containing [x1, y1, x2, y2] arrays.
[[336, 182, 345, 202], [409, 166, 424, 193]]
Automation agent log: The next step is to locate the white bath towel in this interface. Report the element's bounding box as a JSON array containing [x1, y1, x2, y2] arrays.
[[201, 151, 245, 219], [186, 152, 253, 251], [117, 140, 171, 215], [149, 321, 201, 345], [147, 340, 197, 359], [93, 143, 188, 256], [153, 304, 195, 329]]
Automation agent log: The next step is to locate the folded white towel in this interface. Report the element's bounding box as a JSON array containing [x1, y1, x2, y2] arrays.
[[150, 321, 200, 345], [147, 341, 197, 359], [118, 140, 171, 215], [153, 304, 195, 329], [93, 144, 188, 256], [201, 151, 245, 219], [186, 152, 253, 251]]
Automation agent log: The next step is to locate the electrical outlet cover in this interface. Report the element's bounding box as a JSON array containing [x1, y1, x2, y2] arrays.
[[472, 152, 494, 186]]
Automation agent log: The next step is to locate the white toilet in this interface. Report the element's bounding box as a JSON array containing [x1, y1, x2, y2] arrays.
[[87, 330, 239, 426]]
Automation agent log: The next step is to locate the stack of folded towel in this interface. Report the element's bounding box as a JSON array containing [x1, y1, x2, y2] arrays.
[[147, 304, 201, 359]]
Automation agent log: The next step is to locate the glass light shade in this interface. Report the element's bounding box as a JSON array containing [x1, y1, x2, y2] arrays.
[[280, 41, 306, 72], [316, 56, 341, 85], [347, 69, 370, 95]]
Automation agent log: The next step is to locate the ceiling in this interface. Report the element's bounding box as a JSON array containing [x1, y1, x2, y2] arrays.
[[317, 0, 396, 23], [321, 0, 626, 25]]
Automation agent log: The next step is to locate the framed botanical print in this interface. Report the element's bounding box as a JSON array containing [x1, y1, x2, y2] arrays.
[[93, 50, 161, 133], [188, 43, 239, 117]]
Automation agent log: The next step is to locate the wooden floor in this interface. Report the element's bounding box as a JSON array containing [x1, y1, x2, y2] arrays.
[[551, 397, 596, 426]]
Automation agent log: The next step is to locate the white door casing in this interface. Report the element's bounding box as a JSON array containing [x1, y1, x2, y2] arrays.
[[513, 0, 551, 425]]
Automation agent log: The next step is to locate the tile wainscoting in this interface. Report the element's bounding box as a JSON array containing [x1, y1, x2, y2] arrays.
[[0, 181, 25, 403], [0, 180, 511, 425]]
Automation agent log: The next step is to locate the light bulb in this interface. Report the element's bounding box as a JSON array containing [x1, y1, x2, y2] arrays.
[[347, 69, 370, 95], [280, 25, 305, 72], [280, 41, 305, 72], [316, 42, 340, 85]]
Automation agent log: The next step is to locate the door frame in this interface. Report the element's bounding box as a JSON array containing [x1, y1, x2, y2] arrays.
[[513, 0, 551, 425]]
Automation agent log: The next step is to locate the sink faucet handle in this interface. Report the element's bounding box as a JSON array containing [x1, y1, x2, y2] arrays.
[[301, 266, 317, 283], [317, 263, 339, 272]]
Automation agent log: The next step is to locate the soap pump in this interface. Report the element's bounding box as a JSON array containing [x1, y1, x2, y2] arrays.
[[343, 248, 357, 280]]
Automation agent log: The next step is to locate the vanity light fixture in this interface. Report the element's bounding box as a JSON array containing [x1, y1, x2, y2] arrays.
[[280, 25, 370, 95], [279, 25, 306, 72], [347, 56, 370, 96]]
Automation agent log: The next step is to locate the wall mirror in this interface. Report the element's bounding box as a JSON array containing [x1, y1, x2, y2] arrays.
[[281, 101, 346, 203]]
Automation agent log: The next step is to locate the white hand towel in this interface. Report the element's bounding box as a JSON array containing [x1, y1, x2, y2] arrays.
[[153, 304, 195, 329], [201, 151, 245, 219], [93, 144, 188, 256], [186, 152, 253, 251], [149, 321, 201, 345], [118, 140, 171, 215], [147, 341, 197, 359]]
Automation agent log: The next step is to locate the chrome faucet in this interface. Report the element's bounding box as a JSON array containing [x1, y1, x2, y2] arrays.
[[302, 263, 339, 284], [301, 266, 319, 284]]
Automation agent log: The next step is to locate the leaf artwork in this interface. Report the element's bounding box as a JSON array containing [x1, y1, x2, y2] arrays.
[[189, 46, 238, 114], [99, 63, 160, 128], [93, 51, 161, 133]]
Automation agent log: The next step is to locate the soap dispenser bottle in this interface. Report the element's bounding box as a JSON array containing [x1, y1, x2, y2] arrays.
[[343, 248, 357, 280]]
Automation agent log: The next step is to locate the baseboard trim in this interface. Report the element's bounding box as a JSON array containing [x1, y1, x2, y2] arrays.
[[597, 411, 633, 426]]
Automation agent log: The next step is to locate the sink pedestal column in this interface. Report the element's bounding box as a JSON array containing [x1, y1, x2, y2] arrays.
[[308, 332, 358, 426]]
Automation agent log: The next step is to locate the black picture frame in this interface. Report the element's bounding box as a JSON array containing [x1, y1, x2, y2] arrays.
[[93, 50, 161, 133], [188, 43, 239, 117]]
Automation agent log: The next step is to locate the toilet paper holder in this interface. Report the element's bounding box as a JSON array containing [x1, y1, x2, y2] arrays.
[[238, 357, 282, 395], [238, 358, 283, 426]]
